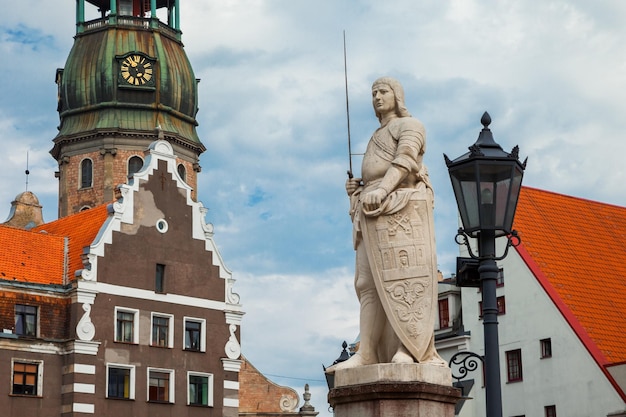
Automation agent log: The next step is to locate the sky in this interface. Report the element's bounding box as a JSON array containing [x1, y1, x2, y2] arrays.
[[2, 1, 626, 414]]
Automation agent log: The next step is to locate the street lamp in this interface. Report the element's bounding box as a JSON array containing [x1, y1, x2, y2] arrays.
[[444, 112, 527, 417]]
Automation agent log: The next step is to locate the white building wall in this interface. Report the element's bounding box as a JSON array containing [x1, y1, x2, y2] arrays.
[[459, 244, 624, 417]]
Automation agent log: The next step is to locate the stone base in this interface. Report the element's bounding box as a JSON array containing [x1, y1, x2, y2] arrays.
[[328, 364, 461, 417]]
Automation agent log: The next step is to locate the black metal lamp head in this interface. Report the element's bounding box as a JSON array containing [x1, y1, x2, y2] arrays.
[[444, 112, 527, 239], [323, 341, 351, 390]]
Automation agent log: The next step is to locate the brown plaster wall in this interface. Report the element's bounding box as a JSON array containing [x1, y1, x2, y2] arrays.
[[0, 347, 64, 417], [96, 160, 223, 300], [79, 160, 229, 416]]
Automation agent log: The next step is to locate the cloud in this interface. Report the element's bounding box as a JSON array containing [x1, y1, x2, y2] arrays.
[[3, 2, 626, 415]]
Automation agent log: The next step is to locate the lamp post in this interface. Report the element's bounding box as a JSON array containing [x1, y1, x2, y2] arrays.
[[444, 112, 526, 417]]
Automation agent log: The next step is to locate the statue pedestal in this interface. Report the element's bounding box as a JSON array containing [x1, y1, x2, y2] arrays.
[[328, 364, 461, 417]]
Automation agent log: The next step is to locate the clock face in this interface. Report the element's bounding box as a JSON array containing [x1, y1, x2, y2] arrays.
[[120, 54, 154, 86]]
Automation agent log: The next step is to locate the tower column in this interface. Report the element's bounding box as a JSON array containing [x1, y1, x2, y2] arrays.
[[150, 0, 159, 28], [53, 0, 204, 216], [175, 0, 180, 30], [76, 0, 85, 33]]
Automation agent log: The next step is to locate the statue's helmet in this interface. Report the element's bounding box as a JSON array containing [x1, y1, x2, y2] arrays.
[[372, 77, 411, 121]]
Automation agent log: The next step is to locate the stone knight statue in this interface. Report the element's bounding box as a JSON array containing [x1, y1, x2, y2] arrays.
[[329, 77, 445, 372]]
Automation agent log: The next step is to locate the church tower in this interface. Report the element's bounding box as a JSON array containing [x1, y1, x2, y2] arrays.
[[52, 0, 205, 218]]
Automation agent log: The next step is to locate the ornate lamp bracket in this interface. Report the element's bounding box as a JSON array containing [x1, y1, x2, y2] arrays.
[[455, 228, 521, 261], [449, 351, 484, 382]]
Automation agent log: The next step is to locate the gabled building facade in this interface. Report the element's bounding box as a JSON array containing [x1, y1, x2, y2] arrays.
[[1, 2, 325, 416], [448, 187, 626, 417], [0, 140, 243, 416], [0, 2, 247, 413]]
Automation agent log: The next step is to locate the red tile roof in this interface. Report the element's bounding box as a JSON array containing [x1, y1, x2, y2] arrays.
[[514, 187, 626, 365], [33, 204, 110, 280], [0, 225, 66, 284], [0, 204, 110, 286]]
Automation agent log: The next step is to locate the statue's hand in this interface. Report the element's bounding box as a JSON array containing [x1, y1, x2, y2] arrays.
[[363, 188, 387, 211], [345, 177, 362, 196]]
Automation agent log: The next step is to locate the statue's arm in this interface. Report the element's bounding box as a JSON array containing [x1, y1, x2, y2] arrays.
[[362, 119, 425, 211], [391, 118, 425, 174]]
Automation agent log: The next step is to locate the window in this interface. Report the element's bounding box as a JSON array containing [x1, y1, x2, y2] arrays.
[[119, 0, 133, 15], [188, 372, 213, 407], [506, 349, 523, 382], [80, 158, 93, 189], [148, 368, 174, 403], [155, 264, 165, 293], [128, 156, 143, 178], [496, 268, 504, 287], [541, 338, 552, 358], [151, 313, 173, 348], [497, 296, 506, 314], [15, 304, 37, 337], [115, 307, 139, 343], [545, 405, 557, 417], [184, 317, 206, 352], [438, 298, 450, 328], [12, 360, 42, 396], [479, 296, 506, 317], [177, 164, 186, 182], [107, 364, 135, 400]]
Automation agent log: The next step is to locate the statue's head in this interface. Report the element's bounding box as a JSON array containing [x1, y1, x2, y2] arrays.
[[372, 77, 411, 121]]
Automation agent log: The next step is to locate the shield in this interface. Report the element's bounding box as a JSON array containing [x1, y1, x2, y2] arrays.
[[360, 191, 438, 362]]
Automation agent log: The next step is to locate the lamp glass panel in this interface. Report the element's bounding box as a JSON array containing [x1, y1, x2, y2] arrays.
[[450, 164, 480, 232], [504, 166, 524, 231], [478, 162, 515, 232]]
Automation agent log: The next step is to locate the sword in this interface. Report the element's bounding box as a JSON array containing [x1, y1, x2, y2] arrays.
[[343, 30, 354, 179]]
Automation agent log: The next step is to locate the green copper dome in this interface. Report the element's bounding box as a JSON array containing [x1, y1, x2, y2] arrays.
[[52, 12, 204, 158]]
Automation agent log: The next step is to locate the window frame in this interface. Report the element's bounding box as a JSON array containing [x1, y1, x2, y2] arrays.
[[496, 267, 504, 287], [15, 304, 38, 337], [496, 295, 506, 315], [177, 163, 187, 182], [506, 349, 523, 383], [187, 371, 214, 407], [151, 312, 174, 348], [183, 317, 206, 352], [147, 367, 175, 403], [127, 155, 144, 178], [114, 307, 139, 344], [106, 363, 136, 400], [545, 405, 557, 417], [155, 263, 166, 293], [11, 359, 43, 397], [80, 158, 93, 189], [540, 338, 552, 359], [118, 0, 133, 16], [479, 295, 506, 317], [438, 298, 450, 329]]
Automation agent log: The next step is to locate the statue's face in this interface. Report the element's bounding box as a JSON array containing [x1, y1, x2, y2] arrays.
[[372, 84, 396, 117]]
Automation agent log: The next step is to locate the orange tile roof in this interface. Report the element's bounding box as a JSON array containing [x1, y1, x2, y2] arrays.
[[514, 187, 626, 365], [0, 225, 66, 284], [33, 204, 110, 280]]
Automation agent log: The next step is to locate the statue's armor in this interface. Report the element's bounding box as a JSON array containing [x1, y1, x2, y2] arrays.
[[350, 116, 442, 364]]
